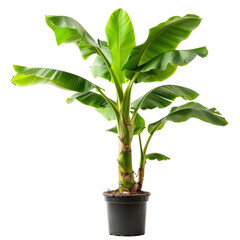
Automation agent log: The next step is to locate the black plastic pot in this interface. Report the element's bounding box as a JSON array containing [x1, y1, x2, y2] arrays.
[[103, 192, 150, 236]]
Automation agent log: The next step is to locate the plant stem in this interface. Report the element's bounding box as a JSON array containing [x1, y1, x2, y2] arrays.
[[118, 118, 134, 193], [96, 88, 122, 134], [135, 132, 154, 191], [143, 132, 154, 156], [117, 73, 140, 193], [95, 48, 123, 102], [121, 73, 139, 122]]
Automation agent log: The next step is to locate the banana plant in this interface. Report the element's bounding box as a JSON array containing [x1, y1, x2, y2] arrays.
[[12, 9, 228, 193]]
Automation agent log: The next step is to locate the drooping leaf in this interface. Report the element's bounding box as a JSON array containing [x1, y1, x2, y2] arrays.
[[45, 15, 125, 102], [123, 14, 201, 71], [105, 9, 135, 83], [125, 46, 207, 83], [90, 55, 111, 81], [107, 113, 145, 135], [12, 65, 97, 93], [146, 153, 170, 161], [67, 91, 116, 120], [131, 85, 199, 110], [134, 64, 177, 83], [148, 102, 228, 134], [131, 47, 208, 73], [67, 91, 108, 107], [45, 15, 112, 62]]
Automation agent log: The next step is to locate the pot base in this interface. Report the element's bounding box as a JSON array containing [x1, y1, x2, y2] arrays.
[[103, 191, 150, 236]]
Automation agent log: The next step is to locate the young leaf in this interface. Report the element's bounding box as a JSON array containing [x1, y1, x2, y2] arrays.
[[148, 102, 228, 134], [146, 153, 170, 161], [131, 85, 199, 110], [12, 65, 97, 93], [123, 14, 201, 74], [105, 9, 135, 83]]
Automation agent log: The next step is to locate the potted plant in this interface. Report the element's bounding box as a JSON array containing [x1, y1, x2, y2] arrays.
[[12, 9, 228, 236]]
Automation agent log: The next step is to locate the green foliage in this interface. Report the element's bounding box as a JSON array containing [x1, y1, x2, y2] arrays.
[[148, 102, 228, 134], [131, 85, 199, 110], [12, 65, 96, 92], [91, 55, 111, 81], [146, 153, 170, 161], [67, 92, 115, 120], [12, 9, 228, 192], [123, 14, 201, 78], [105, 9, 135, 83], [135, 47, 208, 72]]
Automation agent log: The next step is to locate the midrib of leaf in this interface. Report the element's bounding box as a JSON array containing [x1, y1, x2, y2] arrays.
[[135, 17, 196, 67], [117, 10, 122, 81]]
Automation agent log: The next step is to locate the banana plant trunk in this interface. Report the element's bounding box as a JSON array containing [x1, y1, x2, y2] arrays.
[[118, 120, 135, 192]]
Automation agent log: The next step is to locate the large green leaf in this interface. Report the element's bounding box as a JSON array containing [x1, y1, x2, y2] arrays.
[[67, 91, 115, 120], [131, 85, 199, 110], [107, 113, 145, 135], [123, 14, 201, 77], [146, 153, 170, 161], [131, 47, 208, 73], [105, 9, 135, 83], [12, 65, 97, 93], [45, 16, 125, 102], [148, 102, 228, 134], [46, 15, 112, 62], [127, 46, 207, 82]]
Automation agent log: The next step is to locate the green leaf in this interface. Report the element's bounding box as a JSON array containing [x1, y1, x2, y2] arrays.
[[95, 106, 116, 121], [148, 102, 228, 134], [12, 65, 97, 93], [123, 14, 201, 76], [105, 9, 135, 83], [126, 46, 207, 83], [134, 64, 177, 83], [45, 15, 123, 102], [107, 113, 145, 135], [67, 91, 108, 107], [131, 85, 199, 110], [132, 47, 208, 73], [106, 125, 118, 134], [45, 15, 112, 62], [91, 55, 111, 81], [67, 91, 115, 120], [133, 113, 145, 135], [45, 15, 96, 46], [146, 153, 170, 161]]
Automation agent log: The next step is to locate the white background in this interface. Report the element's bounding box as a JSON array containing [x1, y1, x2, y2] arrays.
[[0, 0, 239, 239]]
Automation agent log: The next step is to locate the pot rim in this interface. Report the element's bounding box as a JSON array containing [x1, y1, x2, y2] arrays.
[[103, 191, 150, 203]]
